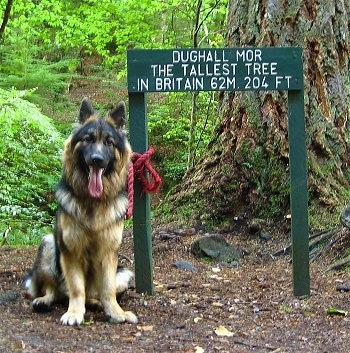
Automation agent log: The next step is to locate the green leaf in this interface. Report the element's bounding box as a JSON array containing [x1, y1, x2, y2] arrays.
[[82, 319, 95, 326], [327, 306, 348, 316]]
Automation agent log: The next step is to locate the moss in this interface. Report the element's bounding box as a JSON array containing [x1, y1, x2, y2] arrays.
[[308, 203, 343, 229]]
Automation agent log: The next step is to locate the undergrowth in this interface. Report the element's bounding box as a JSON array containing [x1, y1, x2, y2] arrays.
[[0, 88, 64, 246]]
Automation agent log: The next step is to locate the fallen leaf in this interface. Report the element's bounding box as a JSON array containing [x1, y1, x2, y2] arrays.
[[214, 325, 234, 337], [194, 345, 205, 353], [155, 284, 165, 291], [209, 275, 223, 280], [123, 336, 135, 343], [12, 340, 25, 350], [137, 325, 154, 331], [327, 306, 348, 316]]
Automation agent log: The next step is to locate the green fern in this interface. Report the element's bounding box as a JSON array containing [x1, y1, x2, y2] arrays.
[[0, 88, 64, 245], [0, 26, 76, 105]]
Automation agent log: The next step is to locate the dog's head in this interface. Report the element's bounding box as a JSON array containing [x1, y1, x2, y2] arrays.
[[64, 98, 131, 199]]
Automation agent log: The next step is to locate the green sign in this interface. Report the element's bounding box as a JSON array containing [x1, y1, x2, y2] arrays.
[[127, 47, 303, 92], [127, 47, 310, 298]]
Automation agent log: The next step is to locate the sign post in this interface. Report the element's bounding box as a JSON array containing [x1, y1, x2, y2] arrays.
[[127, 47, 310, 297]]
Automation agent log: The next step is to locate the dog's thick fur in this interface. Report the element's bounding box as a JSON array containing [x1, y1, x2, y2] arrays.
[[24, 98, 137, 325]]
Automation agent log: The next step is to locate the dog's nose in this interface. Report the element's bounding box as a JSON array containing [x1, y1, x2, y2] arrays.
[[91, 153, 104, 167]]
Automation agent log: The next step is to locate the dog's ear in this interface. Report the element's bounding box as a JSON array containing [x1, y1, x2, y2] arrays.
[[79, 97, 95, 123], [109, 101, 126, 129]]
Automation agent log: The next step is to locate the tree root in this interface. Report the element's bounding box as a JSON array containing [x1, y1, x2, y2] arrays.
[[327, 254, 350, 271], [273, 225, 349, 268]]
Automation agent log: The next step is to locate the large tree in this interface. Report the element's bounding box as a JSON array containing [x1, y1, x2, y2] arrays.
[[168, 0, 350, 227]]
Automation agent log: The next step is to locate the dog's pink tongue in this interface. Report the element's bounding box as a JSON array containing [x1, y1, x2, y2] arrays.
[[88, 167, 103, 198]]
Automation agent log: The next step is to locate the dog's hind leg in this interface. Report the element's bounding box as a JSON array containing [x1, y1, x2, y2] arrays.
[[24, 234, 61, 312], [32, 287, 56, 312], [24, 274, 56, 312]]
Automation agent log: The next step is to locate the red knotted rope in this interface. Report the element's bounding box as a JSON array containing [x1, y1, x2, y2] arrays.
[[125, 147, 162, 219]]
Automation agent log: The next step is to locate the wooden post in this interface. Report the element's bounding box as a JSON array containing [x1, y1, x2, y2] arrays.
[[128, 92, 154, 295], [288, 90, 310, 296]]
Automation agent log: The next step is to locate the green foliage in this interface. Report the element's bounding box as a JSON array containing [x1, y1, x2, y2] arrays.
[[0, 89, 63, 245], [1, 0, 227, 67], [0, 22, 77, 107], [148, 91, 218, 187]]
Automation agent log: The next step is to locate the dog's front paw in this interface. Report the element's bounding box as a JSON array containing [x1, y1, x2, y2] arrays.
[[60, 310, 85, 326], [124, 310, 138, 324], [108, 310, 138, 324]]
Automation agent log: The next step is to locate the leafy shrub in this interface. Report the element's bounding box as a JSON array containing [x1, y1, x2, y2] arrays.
[[0, 89, 64, 245]]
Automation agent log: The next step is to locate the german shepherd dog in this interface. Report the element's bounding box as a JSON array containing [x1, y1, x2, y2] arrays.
[[24, 98, 137, 325]]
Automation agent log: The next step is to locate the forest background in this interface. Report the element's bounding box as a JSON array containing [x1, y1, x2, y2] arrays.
[[0, 0, 349, 247], [0, 0, 228, 245]]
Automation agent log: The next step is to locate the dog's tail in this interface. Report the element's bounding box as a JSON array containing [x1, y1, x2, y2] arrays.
[[23, 271, 35, 299], [116, 266, 134, 294]]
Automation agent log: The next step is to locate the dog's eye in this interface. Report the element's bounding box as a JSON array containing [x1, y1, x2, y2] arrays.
[[83, 135, 93, 143], [106, 137, 114, 146]]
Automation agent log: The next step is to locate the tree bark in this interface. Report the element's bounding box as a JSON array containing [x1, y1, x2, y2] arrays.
[[187, 0, 202, 170], [168, 0, 350, 227], [0, 0, 14, 40]]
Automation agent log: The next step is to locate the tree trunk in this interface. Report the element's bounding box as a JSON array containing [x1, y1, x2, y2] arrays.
[[187, 0, 202, 170], [168, 0, 350, 227], [0, 0, 14, 40]]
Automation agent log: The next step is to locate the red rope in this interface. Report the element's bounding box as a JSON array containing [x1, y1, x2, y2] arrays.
[[125, 147, 162, 219], [126, 162, 134, 220]]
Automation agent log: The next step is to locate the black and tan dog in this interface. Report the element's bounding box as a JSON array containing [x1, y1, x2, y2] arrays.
[[24, 98, 137, 325]]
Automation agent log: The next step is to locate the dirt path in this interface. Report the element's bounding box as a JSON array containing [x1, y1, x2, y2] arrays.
[[1, 228, 349, 352]]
